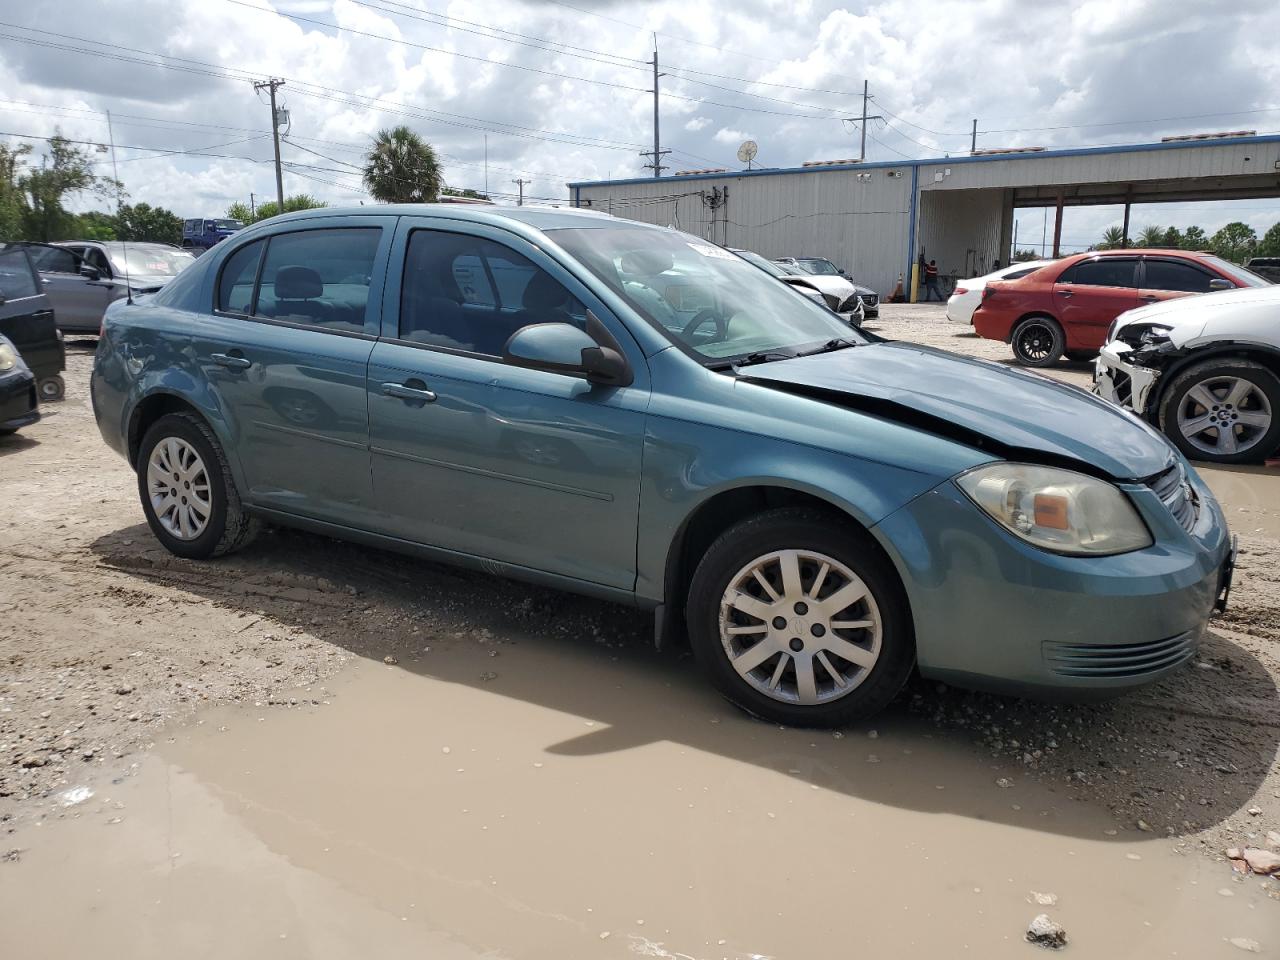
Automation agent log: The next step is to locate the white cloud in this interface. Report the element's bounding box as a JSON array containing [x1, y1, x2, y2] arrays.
[[713, 127, 753, 145], [684, 116, 712, 132]]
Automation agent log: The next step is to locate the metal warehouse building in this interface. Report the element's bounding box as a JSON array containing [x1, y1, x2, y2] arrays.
[[567, 133, 1280, 298]]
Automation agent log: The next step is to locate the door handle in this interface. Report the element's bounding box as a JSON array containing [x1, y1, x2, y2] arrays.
[[211, 352, 252, 370], [382, 381, 437, 403], [1057, 289, 1073, 298], [1140, 294, 1158, 301]]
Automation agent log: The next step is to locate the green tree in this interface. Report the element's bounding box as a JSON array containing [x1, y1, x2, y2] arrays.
[[114, 202, 182, 244], [75, 210, 118, 240], [362, 126, 441, 203], [227, 194, 325, 225], [1256, 222, 1280, 257], [0, 144, 30, 239], [1209, 221, 1257, 264], [1180, 225, 1208, 250], [18, 132, 122, 241], [1096, 225, 1126, 250], [1136, 224, 1166, 248], [441, 187, 490, 200], [1012, 248, 1040, 262], [1162, 226, 1183, 248]]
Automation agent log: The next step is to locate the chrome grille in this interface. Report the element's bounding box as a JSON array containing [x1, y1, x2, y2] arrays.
[[1043, 628, 1199, 678], [860, 294, 878, 307], [1149, 461, 1198, 533]]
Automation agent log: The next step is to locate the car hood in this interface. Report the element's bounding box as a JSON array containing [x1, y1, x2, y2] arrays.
[[1111, 285, 1280, 341], [794, 274, 856, 298], [739, 342, 1174, 480]]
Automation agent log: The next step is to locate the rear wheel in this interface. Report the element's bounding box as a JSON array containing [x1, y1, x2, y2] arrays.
[[136, 412, 259, 559], [686, 508, 914, 727], [1011, 316, 1064, 367], [1159, 359, 1280, 464]]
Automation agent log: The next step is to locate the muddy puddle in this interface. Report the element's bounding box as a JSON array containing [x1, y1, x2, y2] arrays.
[[3, 642, 1274, 959]]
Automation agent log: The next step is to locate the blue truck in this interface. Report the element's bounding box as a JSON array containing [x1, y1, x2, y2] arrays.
[[181, 218, 243, 253]]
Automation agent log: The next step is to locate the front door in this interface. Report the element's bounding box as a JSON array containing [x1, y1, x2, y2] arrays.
[[24, 244, 117, 333], [367, 219, 648, 592], [1139, 257, 1223, 306], [190, 221, 391, 528], [1052, 256, 1140, 351]]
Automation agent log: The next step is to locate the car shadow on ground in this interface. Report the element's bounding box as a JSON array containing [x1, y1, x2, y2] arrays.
[[0, 432, 40, 457], [90, 522, 1279, 842]]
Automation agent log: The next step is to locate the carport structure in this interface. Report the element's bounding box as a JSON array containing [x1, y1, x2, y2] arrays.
[[568, 133, 1280, 298]]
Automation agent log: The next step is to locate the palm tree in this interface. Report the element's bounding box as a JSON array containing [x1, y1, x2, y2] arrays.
[[362, 126, 442, 203], [1137, 225, 1166, 248], [1097, 225, 1126, 250]]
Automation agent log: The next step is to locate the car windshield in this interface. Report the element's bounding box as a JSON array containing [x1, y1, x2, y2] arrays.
[[1202, 255, 1270, 288], [549, 226, 864, 362], [216, 219, 243, 231], [798, 258, 841, 276], [106, 245, 195, 277], [734, 250, 792, 279]]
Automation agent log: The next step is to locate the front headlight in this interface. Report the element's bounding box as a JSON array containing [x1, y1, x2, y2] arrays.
[[957, 463, 1153, 556], [0, 341, 17, 373], [1116, 322, 1173, 349]]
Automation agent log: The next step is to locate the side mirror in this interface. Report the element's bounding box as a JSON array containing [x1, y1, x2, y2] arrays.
[[79, 264, 101, 282], [503, 322, 632, 387], [1208, 278, 1233, 291]]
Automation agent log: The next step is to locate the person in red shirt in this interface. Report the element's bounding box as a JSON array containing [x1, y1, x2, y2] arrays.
[[923, 259, 942, 301]]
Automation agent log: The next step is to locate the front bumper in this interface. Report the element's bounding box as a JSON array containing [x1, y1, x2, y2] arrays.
[[873, 473, 1230, 698], [1092, 342, 1160, 415], [0, 369, 40, 431]]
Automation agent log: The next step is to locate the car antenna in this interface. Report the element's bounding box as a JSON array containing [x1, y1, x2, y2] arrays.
[[106, 110, 132, 305]]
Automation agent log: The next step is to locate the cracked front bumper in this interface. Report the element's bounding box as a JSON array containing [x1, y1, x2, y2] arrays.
[[1092, 343, 1161, 415]]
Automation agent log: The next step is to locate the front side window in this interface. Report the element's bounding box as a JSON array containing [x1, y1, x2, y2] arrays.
[[1060, 258, 1138, 288], [1143, 259, 1214, 293], [798, 258, 842, 276], [400, 230, 587, 356], [254, 229, 380, 332], [550, 225, 862, 363], [26, 245, 81, 275], [0, 248, 39, 300]]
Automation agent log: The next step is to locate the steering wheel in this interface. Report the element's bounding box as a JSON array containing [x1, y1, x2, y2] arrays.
[[682, 308, 727, 341]]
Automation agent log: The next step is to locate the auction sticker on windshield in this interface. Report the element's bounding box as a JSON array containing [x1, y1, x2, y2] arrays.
[[687, 242, 737, 260]]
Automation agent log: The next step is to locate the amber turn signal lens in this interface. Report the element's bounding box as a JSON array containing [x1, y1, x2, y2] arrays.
[[1034, 494, 1069, 530]]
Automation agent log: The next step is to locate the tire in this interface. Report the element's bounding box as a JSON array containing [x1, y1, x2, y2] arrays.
[[136, 412, 259, 559], [685, 508, 914, 727], [1158, 359, 1280, 464], [1010, 316, 1064, 367], [38, 375, 65, 402]]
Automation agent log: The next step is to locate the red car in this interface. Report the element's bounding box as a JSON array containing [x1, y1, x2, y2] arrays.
[[972, 249, 1252, 366]]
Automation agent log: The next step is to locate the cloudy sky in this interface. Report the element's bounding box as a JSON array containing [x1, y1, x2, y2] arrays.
[[2, 0, 1278, 250]]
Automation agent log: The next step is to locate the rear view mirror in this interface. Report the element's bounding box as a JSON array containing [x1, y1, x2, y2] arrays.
[[1208, 278, 1232, 292]]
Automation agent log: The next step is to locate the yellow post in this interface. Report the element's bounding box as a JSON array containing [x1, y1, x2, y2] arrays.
[[909, 264, 921, 304]]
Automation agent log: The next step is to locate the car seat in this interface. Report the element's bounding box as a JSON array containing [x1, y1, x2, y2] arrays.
[[272, 266, 333, 325]]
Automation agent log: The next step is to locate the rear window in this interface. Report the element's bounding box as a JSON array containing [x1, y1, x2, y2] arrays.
[[1060, 258, 1138, 288], [26, 245, 81, 275], [0, 247, 39, 299]]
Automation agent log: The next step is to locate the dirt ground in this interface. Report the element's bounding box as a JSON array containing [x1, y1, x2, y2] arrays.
[[1, 307, 1277, 958]]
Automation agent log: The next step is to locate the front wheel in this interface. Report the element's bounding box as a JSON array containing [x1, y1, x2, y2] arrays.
[[136, 412, 259, 559], [1159, 359, 1280, 464], [1010, 316, 1064, 367], [686, 508, 914, 727]]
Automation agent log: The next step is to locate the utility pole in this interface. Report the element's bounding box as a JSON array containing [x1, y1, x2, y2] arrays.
[[254, 78, 286, 210], [854, 82, 884, 163], [640, 39, 670, 177], [249, 192, 256, 218], [511, 178, 530, 206], [971, 119, 978, 154], [104, 110, 122, 212], [484, 134, 488, 195]]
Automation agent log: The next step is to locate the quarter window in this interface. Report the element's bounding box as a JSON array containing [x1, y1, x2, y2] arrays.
[[254, 229, 380, 332], [0, 248, 39, 300], [1060, 258, 1138, 288], [400, 230, 586, 356], [1142, 259, 1216, 293], [217, 240, 265, 315]]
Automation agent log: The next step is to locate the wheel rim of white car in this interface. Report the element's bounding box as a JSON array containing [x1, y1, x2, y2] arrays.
[[146, 438, 212, 540], [1176, 375, 1273, 457], [718, 549, 882, 706]]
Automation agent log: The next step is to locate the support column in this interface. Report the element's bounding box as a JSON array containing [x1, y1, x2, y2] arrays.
[[998, 189, 1015, 268], [1121, 185, 1132, 248], [1051, 189, 1065, 258]]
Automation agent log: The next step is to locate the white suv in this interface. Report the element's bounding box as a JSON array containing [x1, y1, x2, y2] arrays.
[[1093, 284, 1280, 463]]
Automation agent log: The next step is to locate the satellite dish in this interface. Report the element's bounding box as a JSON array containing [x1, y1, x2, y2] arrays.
[[737, 140, 758, 168]]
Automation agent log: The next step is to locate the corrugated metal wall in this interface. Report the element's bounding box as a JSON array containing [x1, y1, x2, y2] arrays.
[[916, 189, 1006, 281], [576, 169, 915, 296]]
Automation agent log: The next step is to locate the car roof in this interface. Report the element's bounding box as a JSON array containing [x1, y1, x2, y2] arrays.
[[1060, 248, 1218, 263], [259, 203, 628, 233]]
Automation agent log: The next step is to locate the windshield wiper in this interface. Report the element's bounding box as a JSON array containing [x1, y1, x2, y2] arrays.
[[730, 350, 800, 368], [799, 338, 858, 357]]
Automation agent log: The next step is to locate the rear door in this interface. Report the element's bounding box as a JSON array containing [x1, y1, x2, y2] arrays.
[[24, 243, 118, 333], [366, 216, 649, 591], [1052, 257, 1140, 350], [1138, 257, 1222, 305], [0, 246, 60, 380], [190, 219, 392, 528]]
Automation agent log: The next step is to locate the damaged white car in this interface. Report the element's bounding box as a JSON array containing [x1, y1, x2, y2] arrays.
[[1093, 284, 1280, 464]]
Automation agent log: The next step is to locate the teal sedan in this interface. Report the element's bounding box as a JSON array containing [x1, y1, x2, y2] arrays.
[[91, 206, 1233, 726]]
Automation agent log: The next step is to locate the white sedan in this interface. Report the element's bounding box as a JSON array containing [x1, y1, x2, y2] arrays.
[[946, 260, 1055, 324], [1093, 283, 1280, 464]]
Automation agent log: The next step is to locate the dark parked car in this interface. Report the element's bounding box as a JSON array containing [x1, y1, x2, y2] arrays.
[[1244, 257, 1280, 284], [0, 244, 65, 401], [0, 333, 39, 435]]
